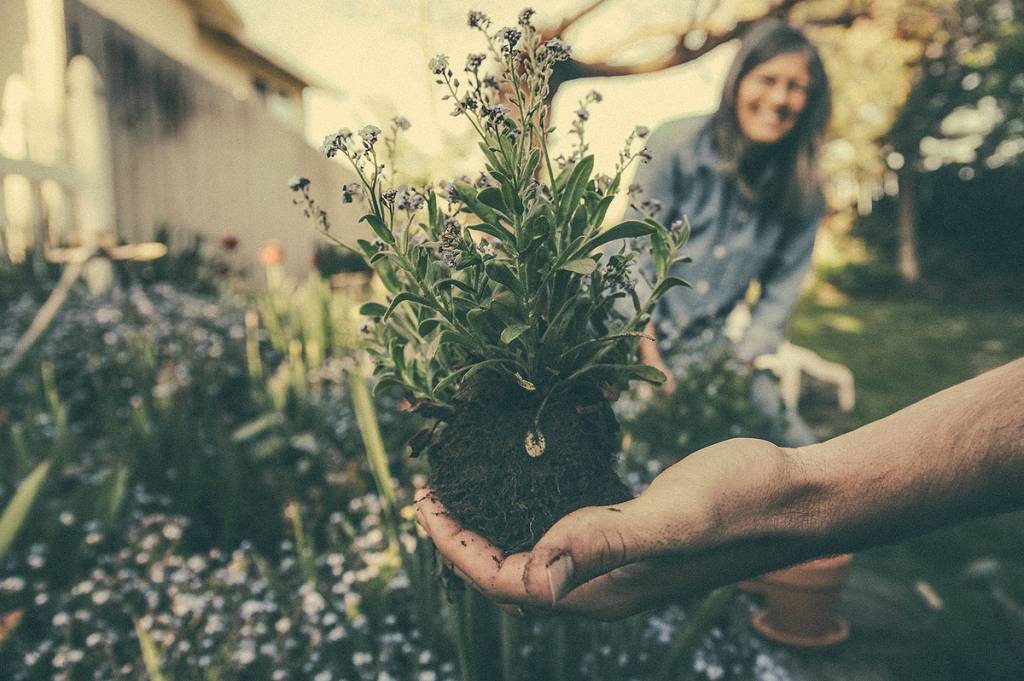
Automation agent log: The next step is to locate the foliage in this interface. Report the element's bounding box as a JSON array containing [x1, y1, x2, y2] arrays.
[[619, 348, 781, 479], [886, 0, 1024, 175], [0, 260, 794, 681], [295, 10, 691, 422], [0, 279, 407, 566], [113, 225, 244, 296]]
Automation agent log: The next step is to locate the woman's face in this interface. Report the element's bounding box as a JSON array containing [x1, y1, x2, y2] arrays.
[[736, 52, 811, 144]]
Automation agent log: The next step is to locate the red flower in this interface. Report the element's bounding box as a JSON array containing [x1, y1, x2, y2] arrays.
[[260, 241, 285, 266], [221, 235, 239, 251]]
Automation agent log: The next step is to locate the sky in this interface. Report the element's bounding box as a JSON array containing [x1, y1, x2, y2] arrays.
[[230, 0, 736, 176]]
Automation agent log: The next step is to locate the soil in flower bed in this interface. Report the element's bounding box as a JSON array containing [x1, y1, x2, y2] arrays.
[[427, 375, 631, 553]]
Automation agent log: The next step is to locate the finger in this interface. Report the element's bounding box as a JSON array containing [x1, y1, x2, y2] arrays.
[[415, 492, 538, 603], [413, 486, 434, 505], [547, 556, 693, 620], [522, 500, 652, 605]]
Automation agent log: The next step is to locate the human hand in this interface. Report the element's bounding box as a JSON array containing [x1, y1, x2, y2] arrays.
[[415, 438, 800, 621]]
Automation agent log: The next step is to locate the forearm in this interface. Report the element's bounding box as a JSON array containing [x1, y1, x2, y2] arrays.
[[790, 358, 1024, 553], [713, 358, 1024, 569]]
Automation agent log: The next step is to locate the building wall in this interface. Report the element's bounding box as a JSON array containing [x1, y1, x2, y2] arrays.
[[76, 0, 304, 131], [62, 1, 366, 279], [0, 1, 31, 97]]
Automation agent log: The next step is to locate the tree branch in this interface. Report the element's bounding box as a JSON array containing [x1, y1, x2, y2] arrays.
[[547, 0, 821, 94], [546, 0, 612, 39]]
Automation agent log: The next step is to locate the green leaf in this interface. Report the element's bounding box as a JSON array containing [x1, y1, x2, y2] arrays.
[[436, 278, 476, 294], [674, 216, 692, 246], [418, 318, 442, 336], [478, 143, 504, 175], [439, 329, 481, 351], [579, 220, 656, 254], [372, 374, 407, 397], [466, 308, 493, 339], [589, 194, 616, 228], [389, 339, 407, 377], [477, 187, 508, 215], [652, 231, 670, 280], [360, 213, 395, 244], [570, 203, 589, 241], [573, 363, 667, 385], [456, 184, 499, 226], [520, 230, 551, 259], [565, 331, 655, 357], [358, 302, 388, 317], [560, 258, 598, 275], [0, 460, 50, 563], [484, 261, 522, 295], [356, 239, 377, 259], [375, 259, 401, 292], [650, 276, 691, 301], [467, 222, 515, 244], [558, 155, 595, 219], [523, 148, 541, 180], [462, 358, 512, 386], [500, 323, 531, 344], [383, 292, 430, 321]]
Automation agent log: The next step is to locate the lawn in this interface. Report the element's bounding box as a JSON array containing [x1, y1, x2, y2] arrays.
[[788, 290, 1024, 680]]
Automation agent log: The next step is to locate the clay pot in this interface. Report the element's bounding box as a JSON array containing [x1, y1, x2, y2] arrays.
[[740, 553, 853, 648]]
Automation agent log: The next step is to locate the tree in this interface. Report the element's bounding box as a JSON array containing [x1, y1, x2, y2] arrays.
[[884, 0, 1024, 282], [540, 0, 867, 94]]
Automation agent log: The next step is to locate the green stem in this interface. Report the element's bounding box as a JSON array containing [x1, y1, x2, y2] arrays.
[[551, 619, 568, 681], [657, 586, 736, 680], [346, 367, 401, 549], [499, 610, 519, 681]]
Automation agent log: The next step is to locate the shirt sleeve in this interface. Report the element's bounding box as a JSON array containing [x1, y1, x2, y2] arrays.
[[733, 204, 823, 363]]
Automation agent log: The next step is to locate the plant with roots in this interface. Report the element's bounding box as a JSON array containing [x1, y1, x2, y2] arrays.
[[292, 8, 692, 553]]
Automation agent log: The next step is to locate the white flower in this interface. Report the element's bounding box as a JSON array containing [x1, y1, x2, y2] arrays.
[[302, 591, 326, 617], [0, 576, 25, 592]]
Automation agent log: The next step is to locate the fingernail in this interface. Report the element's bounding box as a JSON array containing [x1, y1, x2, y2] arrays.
[[545, 554, 574, 604]]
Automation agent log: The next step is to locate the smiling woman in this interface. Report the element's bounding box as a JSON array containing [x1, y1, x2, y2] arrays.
[[633, 19, 833, 449]]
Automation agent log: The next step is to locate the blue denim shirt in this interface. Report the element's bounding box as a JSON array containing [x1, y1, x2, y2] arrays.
[[626, 115, 822, 362]]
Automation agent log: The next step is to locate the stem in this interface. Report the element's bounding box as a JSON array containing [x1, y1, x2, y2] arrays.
[[550, 619, 569, 681], [346, 365, 401, 550], [499, 610, 519, 681], [657, 586, 736, 680]]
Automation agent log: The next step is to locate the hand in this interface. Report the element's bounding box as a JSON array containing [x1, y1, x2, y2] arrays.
[[415, 439, 795, 621]]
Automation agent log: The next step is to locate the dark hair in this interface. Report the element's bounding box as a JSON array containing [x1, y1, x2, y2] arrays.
[[711, 20, 831, 221]]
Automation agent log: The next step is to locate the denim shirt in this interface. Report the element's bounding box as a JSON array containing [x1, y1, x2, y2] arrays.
[[626, 115, 822, 362]]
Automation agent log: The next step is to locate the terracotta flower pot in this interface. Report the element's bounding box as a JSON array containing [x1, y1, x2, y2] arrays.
[[740, 553, 853, 648]]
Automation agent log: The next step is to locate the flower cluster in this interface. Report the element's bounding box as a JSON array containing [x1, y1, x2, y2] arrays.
[[1, 506, 457, 681], [294, 6, 691, 436]]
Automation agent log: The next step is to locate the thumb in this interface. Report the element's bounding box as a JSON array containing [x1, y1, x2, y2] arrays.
[[522, 501, 646, 606]]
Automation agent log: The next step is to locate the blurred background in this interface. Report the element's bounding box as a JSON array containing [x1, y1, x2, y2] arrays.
[[1, 1, 1022, 680]]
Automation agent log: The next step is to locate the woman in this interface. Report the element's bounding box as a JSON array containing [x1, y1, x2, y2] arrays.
[[632, 19, 832, 447]]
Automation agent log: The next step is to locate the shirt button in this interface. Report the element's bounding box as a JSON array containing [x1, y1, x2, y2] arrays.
[[712, 244, 727, 259], [737, 209, 750, 222]]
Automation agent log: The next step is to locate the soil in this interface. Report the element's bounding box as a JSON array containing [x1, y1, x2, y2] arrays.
[[426, 375, 631, 553]]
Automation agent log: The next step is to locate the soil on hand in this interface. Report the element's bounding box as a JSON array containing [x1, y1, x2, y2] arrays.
[[427, 376, 631, 554]]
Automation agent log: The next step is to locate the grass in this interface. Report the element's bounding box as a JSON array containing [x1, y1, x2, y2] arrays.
[[788, 289, 1024, 680]]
